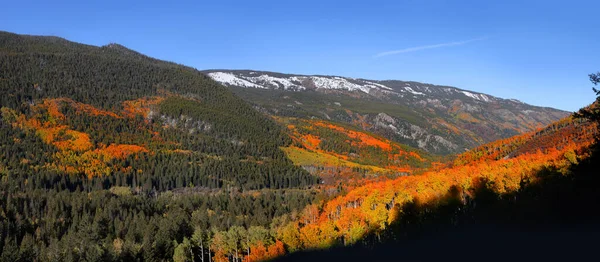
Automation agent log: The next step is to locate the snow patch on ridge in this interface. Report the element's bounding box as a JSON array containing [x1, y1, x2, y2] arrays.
[[208, 71, 400, 94], [403, 86, 425, 96], [363, 80, 393, 91], [246, 74, 305, 90], [310, 76, 373, 93], [207, 72, 264, 89], [459, 90, 490, 102], [209, 71, 504, 104]]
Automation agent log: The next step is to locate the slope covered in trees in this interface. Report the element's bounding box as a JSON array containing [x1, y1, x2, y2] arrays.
[[278, 77, 600, 261], [277, 117, 439, 190], [0, 31, 318, 190], [262, 115, 597, 261], [0, 31, 321, 261], [1, 30, 597, 262], [281, 117, 433, 171]]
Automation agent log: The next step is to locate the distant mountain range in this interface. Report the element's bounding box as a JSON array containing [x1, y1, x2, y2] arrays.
[[205, 70, 569, 154]]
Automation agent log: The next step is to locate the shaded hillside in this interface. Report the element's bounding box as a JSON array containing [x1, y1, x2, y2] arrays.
[[206, 70, 568, 154]]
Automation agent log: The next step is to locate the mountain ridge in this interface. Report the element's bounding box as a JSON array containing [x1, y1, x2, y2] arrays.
[[205, 69, 568, 154], [203, 69, 560, 109]]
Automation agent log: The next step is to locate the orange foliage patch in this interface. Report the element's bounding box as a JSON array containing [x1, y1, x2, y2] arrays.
[[282, 118, 428, 176], [52, 129, 93, 152], [101, 144, 149, 159], [8, 98, 156, 178], [20, 121, 93, 152], [47, 144, 148, 178], [456, 112, 481, 123], [303, 134, 322, 151], [313, 121, 392, 151], [436, 118, 461, 135], [42, 98, 121, 118], [41, 99, 66, 121], [275, 143, 593, 253], [453, 117, 597, 166], [408, 151, 424, 161], [122, 96, 165, 118], [243, 241, 286, 262]]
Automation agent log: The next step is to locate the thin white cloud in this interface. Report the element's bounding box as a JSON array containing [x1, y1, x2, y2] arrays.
[[374, 37, 488, 58]]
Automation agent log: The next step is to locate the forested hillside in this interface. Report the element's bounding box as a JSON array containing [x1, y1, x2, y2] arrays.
[[261, 115, 597, 259], [0, 31, 320, 261], [277, 102, 600, 262], [0, 31, 317, 190], [1, 30, 597, 262]]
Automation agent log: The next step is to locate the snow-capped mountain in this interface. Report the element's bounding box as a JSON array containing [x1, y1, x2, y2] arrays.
[[205, 70, 568, 154]]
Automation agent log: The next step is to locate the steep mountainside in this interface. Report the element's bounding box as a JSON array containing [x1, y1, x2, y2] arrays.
[[0, 31, 324, 261], [206, 70, 568, 154], [257, 115, 599, 262], [274, 116, 437, 189], [0, 31, 319, 191]]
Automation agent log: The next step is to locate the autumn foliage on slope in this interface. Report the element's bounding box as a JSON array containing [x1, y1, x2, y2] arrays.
[[1, 98, 153, 178], [2, 94, 318, 192], [453, 116, 596, 165], [280, 117, 432, 173], [225, 116, 597, 262]]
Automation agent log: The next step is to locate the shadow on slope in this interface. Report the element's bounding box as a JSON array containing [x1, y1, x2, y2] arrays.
[[275, 146, 600, 262]]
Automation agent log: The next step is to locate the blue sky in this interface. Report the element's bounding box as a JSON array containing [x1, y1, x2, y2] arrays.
[[1, 0, 598, 111]]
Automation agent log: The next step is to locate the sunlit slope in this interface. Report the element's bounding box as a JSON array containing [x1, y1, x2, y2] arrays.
[[229, 115, 597, 261], [277, 117, 434, 174]]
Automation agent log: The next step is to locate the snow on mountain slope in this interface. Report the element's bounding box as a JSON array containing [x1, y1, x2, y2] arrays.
[[402, 86, 425, 96], [207, 71, 394, 93], [246, 74, 305, 90], [206, 70, 504, 104], [208, 72, 265, 89], [310, 76, 376, 93], [459, 90, 491, 102], [203, 70, 569, 155]]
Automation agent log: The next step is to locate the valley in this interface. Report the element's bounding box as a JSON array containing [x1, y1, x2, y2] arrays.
[[0, 30, 598, 262]]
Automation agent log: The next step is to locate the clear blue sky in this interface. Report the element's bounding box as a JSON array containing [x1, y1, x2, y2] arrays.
[[1, 0, 598, 111]]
